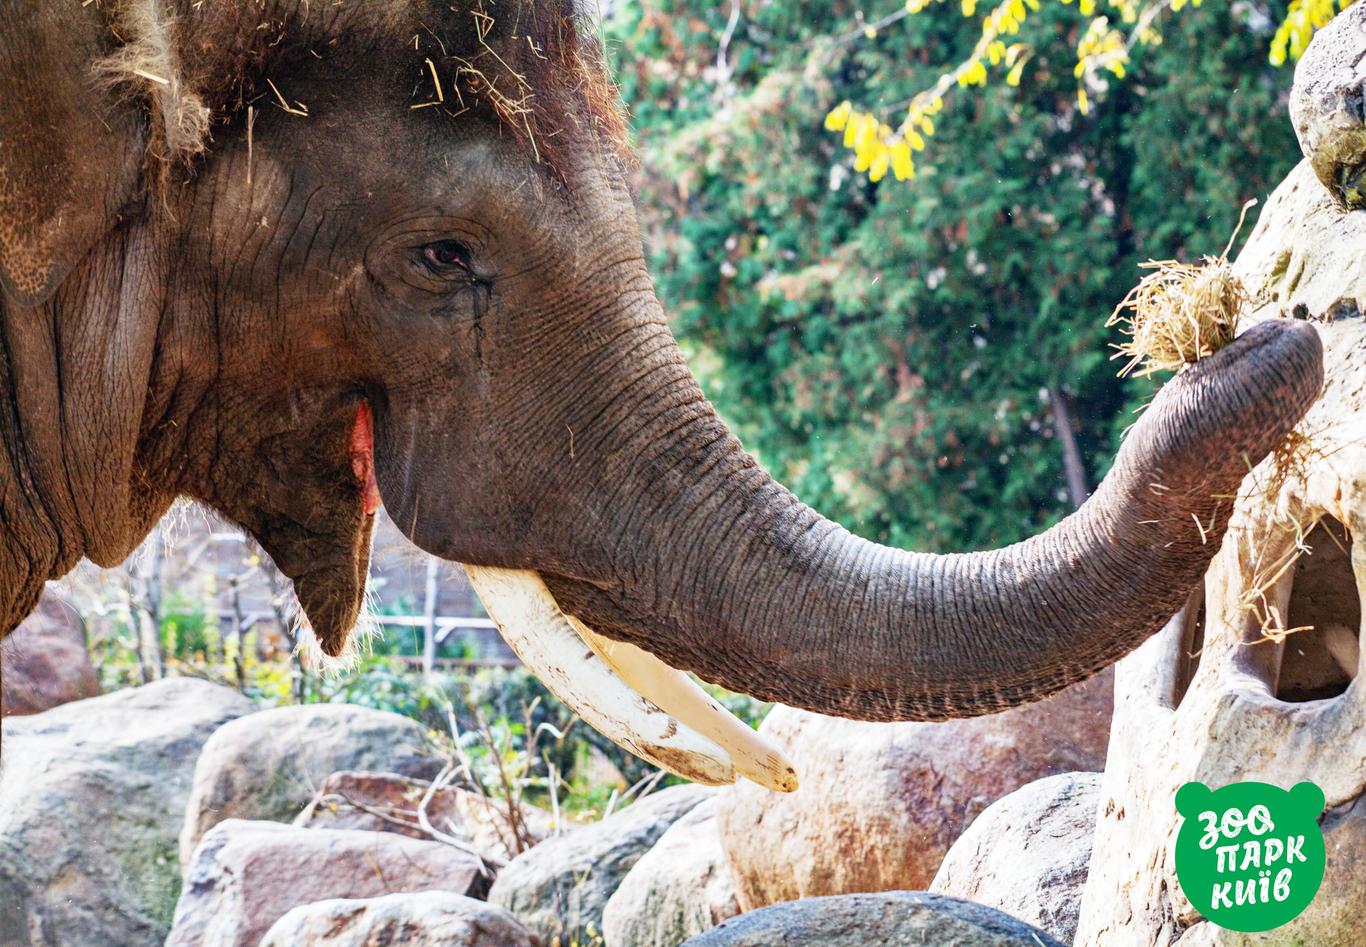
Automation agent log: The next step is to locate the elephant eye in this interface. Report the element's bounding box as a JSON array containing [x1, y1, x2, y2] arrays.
[[420, 239, 476, 276]]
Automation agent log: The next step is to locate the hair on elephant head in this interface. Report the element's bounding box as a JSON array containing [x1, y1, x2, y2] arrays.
[[0, 1, 1324, 785]]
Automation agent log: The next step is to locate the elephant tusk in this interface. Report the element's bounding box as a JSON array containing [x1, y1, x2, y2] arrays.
[[567, 614, 798, 792], [464, 565, 737, 787], [464, 565, 798, 791]]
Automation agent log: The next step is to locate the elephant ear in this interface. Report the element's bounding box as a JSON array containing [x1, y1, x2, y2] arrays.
[[0, 1, 207, 305]]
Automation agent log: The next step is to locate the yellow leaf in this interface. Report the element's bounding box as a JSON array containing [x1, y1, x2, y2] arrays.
[[891, 142, 915, 180], [824, 101, 852, 132], [958, 60, 988, 86], [1077, 87, 1090, 114]]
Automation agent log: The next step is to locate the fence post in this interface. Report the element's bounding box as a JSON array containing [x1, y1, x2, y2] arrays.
[[422, 557, 439, 675]]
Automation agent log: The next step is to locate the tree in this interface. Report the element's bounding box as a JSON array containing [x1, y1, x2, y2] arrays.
[[823, 0, 1351, 182], [608, 0, 1300, 552]]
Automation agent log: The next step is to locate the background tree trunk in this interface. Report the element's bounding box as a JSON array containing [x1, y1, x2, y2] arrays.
[[1048, 385, 1090, 509]]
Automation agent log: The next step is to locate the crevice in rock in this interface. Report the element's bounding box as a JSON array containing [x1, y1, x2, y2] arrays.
[[1276, 516, 1359, 703], [1171, 588, 1206, 710]]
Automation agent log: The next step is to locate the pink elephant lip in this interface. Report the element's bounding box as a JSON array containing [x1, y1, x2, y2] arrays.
[[349, 402, 381, 516]]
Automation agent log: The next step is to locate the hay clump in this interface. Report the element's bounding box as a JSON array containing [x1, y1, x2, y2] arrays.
[[1106, 257, 1249, 377], [1106, 199, 1260, 377]]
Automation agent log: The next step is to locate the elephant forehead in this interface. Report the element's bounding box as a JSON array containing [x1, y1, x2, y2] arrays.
[[146, 0, 629, 181]]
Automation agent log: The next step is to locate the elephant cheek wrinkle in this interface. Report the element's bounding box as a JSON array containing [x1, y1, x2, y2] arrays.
[[349, 403, 381, 516]]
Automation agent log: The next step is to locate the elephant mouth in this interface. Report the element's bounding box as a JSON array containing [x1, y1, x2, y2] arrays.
[[349, 402, 382, 517], [464, 565, 799, 793]]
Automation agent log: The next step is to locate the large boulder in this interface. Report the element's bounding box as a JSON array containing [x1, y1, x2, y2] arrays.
[[295, 770, 560, 863], [260, 892, 541, 947], [932, 771, 1101, 945], [168, 820, 488, 947], [1289, 0, 1366, 208], [179, 703, 441, 866], [0, 678, 253, 947], [717, 670, 1111, 909], [680, 891, 1066, 946], [490, 784, 712, 945], [602, 797, 740, 947], [1, 591, 98, 717]]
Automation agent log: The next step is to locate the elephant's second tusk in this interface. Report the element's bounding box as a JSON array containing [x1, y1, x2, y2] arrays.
[[464, 565, 737, 786], [568, 615, 798, 792]]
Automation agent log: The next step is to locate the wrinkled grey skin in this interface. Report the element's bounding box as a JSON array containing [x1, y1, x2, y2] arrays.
[[0, 0, 1322, 720]]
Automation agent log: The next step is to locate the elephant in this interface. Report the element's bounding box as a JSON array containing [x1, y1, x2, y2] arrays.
[[0, 0, 1323, 787]]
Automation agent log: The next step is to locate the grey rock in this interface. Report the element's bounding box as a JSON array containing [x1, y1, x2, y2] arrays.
[[1290, 1, 1366, 207], [602, 798, 740, 947], [260, 892, 542, 947], [168, 820, 488, 947], [490, 784, 712, 945], [178, 703, 441, 867], [0, 678, 253, 947], [681, 891, 1067, 947], [932, 771, 1101, 945]]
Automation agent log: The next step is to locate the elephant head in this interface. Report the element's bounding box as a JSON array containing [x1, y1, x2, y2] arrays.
[[0, 0, 1323, 786]]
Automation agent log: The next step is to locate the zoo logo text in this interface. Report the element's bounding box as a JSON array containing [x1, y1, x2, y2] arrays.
[[1173, 780, 1325, 933]]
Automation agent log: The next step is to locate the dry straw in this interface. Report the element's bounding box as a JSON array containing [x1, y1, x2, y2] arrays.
[[1106, 201, 1257, 377]]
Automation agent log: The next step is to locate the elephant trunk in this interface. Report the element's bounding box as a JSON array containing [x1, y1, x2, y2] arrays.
[[548, 318, 1322, 720]]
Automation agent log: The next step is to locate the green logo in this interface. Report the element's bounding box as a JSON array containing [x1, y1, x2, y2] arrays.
[[1174, 781, 1326, 933]]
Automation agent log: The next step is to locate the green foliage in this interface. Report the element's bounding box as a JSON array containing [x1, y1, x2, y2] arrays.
[[311, 659, 770, 810], [159, 591, 216, 661], [608, 0, 1300, 552]]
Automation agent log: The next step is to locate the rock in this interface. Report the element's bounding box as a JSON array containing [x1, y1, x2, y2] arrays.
[[179, 703, 441, 867], [1233, 161, 1366, 324], [1, 591, 98, 717], [295, 770, 560, 863], [1289, 1, 1366, 207], [168, 820, 489, 947], [260, 892, 541, 947], [602, 797, 740, 947], [931, 771, 1101, 945], [1075, 175, 1366, 943], [717, 670, 1111, 910], [0, 678, 253, 947], [680, 891, 1066, 946], [490, 784, 712, 945]]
